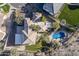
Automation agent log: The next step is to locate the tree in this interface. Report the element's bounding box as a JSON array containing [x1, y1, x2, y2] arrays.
[[15, 9, 24, 25], [41, 16, 46, 23], [38, 32, 51, 48], [15, 16, 24, 25], [37, 33, 52, 52], [40, 33, 51, 43], [10, 48, 17, 56], [51, 40, 61, 50], [29, 24, 40, 32], [52, 22, 60, 29]]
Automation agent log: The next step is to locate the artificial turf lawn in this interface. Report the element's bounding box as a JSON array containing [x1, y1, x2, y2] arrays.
[[1, 4, 10, 14], [59, 4, 79, 26], [0, 4, 10, 14], [26, 41, 42, 52]]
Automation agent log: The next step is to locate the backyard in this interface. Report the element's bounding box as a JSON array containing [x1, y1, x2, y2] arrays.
[[25, 32, 50, 52], [59, 4, 79, 26]]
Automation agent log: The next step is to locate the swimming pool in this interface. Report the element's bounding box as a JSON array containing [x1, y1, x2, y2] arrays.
[[52, 32, 65, 39]]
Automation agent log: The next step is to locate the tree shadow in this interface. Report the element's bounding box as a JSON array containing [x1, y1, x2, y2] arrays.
[[68, 5, 79, 10]]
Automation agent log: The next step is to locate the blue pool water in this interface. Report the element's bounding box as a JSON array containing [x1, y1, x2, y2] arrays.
[[52, 32, 65, 39]]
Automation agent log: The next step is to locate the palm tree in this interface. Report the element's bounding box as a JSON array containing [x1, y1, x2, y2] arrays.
[[52, 22, 60, 29], [15, 9, 24, 25], [39, 32, 51, 43], [10, 48, 17, 56], [29, 24, 40, 32], [15, 16, 24, 25]]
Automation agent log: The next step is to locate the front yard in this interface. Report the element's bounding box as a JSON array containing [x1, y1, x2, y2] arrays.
[[59, 4, 79, 26]]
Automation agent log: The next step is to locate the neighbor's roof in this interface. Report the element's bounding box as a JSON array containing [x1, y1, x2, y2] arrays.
[[43, 3, 63, 15]]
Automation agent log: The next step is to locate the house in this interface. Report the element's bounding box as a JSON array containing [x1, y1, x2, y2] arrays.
[[3, 3, 63, 50]]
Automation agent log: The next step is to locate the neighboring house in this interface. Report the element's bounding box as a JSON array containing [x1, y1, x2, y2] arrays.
[[10, 3, 64, 16], [43, 3, 64, 16]]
